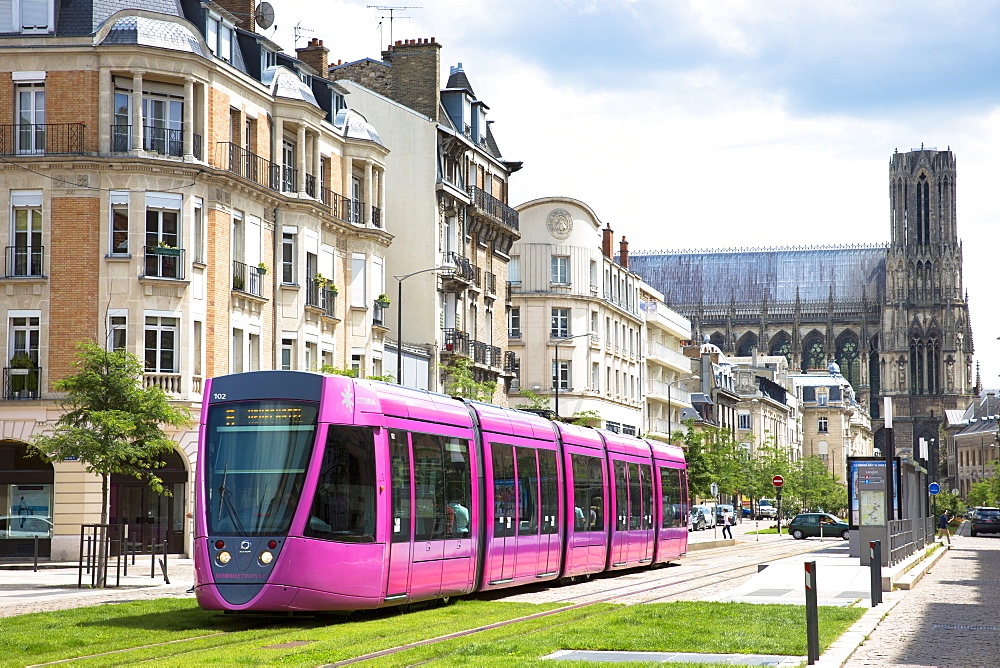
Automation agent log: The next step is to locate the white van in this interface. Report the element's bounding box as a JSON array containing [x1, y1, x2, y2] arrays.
[[691, 504, 717, 529]]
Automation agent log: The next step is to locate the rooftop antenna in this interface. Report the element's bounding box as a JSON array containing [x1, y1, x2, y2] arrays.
[[293, 21, 314, 46], [367, 5, 421, 49]]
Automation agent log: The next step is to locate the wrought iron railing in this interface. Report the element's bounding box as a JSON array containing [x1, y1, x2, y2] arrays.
[[350, 198, 365, 224], [143, 246, 185, 280], [321, 287, 337, 318], [468, 185, 519, 230], [5, 245, 44, 277], [0, 123, 85, 155], [232, 260, 264, 296], [444, 251, 476, 281], [504, 350, 517, 373], [472, 340, 490, 365], [305, 173, 316, 198], [443, 329, 470, 356], [371, 205, 382, 228], [281, 165, 297, 193], [372, 300, 387, 326], [217, 142, 281, 191], [3, 366, 41, 399]]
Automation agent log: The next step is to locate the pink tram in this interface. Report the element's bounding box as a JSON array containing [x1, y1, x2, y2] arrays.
[[194, 371, 688, 612]]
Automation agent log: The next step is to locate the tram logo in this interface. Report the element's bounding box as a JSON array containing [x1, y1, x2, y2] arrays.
[[341, 387, 354, 413], [240, 540, 251, 551]]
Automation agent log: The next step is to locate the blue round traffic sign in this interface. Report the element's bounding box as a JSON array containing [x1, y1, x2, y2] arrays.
[[928, 482, 941, 495]]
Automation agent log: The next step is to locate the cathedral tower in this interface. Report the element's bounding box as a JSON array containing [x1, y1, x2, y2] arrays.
[[882, 147, 974, 465]]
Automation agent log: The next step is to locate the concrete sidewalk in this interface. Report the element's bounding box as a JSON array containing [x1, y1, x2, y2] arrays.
[[0, 556, 195, 617]]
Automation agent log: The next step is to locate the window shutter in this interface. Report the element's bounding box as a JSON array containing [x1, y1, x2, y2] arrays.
[[20, 0, 47, 30]]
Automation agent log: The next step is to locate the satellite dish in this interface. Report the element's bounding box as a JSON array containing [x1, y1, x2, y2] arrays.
[[254, 2, 274, 30]]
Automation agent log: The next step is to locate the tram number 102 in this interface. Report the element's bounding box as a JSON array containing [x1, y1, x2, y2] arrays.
[[213, 393, 227, 400]]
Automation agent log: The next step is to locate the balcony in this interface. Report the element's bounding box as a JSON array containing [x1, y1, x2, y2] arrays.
[[467, 186, 519, 231], [110, 125, 201, 159], [0, 123, 85, 155], [504, 350, 517, 373], [280, 165, 297, 193], [442, 251, 477, 289], [646, 341, 694, 371], [3, 366, 41, 400], [372, 299, 388, 327], [443, 328, 470, 357], [372, 205, 382, 228], [306, 279, 338, 317], [216, 142, 281, 192], [232, 260, 264, 297], [143, 372, 182, 395], [305, 173, 316, 198], [5, 246, 44, 278], [143, 246, 185, 280]]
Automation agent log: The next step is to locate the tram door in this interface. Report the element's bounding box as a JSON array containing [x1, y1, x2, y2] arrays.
[[385, 430, 411, 601], [110, 449, 187, 554], [488, 445, 516, 584]]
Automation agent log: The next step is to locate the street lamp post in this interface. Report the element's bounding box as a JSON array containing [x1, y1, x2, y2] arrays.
[[553, 332, 594, 418], [393, 264, 455, 387], [667, 375, 700, 442]]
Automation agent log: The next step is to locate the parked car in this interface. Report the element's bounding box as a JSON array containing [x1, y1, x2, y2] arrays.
[[756, 499, 778, 520], [0, 515, 53, 538], [716, 504, 739, 524], [787, 513, 850, 540], [688, 508, 707, 531], [970, 507, 1000, 536], [691, 504, 717, 529]]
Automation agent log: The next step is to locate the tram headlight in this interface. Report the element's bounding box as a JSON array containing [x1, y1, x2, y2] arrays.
[[216, 550, 232, 565], [259, 550, 273, 565]]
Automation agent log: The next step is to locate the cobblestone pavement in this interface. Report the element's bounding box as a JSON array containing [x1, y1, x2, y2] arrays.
[[844, 533, 1000, 667]]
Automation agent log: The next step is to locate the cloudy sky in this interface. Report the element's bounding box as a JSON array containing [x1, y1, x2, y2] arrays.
[[271, 0, 1000, 388]]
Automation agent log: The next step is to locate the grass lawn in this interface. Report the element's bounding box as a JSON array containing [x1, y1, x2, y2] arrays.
[[745, 527, 781, 534], [0, 598, 864, 666]]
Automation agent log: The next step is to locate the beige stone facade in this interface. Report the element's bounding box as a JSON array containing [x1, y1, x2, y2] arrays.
[[0, 5, 391, 559]]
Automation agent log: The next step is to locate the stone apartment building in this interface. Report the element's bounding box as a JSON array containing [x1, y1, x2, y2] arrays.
[[945, 391, 999, 497], [330, 42, 521, 399], [0, 0, 393, 559]]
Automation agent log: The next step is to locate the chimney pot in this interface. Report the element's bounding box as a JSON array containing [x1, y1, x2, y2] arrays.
[[602, 222, 614, 258]]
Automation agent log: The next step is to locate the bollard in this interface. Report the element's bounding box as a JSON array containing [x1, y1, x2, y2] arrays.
[[869, 540, 883, 607], [162, 539, 170, 584], [151, 539, 157, 579], [805, 561, 819, 664], [33, 536, 39, 572]]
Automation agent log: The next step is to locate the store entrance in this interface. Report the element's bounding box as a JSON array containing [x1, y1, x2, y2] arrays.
[[110, 449, 188, 554]]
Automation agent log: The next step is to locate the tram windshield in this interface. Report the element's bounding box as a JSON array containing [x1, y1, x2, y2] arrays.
[[205, 400, 319, 536]]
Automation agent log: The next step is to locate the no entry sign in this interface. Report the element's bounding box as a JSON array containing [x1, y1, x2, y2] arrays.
[[772, 475, 784, 487]]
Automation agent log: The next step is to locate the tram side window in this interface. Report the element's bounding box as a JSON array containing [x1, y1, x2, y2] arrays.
[[538, 449, 559, 535], [492, 445, 515, 538], [571, 455, 590, 530], [614, 460, 629, 531], [659, 467, 683, 529], [413, 433, 447, 541], [443, 437, 472, 537], [516, 447, 538, 536], [639, 464, 653, 530], [304, 426, 376, 542], [628, 463, 641, 529], [389, 430, 410, 543]]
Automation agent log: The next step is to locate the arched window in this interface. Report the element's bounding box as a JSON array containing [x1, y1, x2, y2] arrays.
[[802, 334, 825, 372], [835, 331, 861, 390], [736, 333, 758, 358], [709, 332, 726, 350], [770, 333, 791, 364]]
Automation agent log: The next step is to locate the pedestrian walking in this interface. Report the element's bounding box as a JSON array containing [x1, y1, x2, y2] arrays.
[[937, 510, 951, 545], [721, 508, 734, 539]]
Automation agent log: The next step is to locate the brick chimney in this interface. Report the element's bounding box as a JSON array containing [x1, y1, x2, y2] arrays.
[[602, 222, 614, 259], [212, 0, 255, 28], [619, 235, 629, 269], [380, 37, 442, 121], [297, 38, 330, 78]]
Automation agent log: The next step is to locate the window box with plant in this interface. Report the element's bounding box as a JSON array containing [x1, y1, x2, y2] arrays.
[[375, 293, 391, 308], [151, 242, 181, 257], [257, 262, 268, 275]]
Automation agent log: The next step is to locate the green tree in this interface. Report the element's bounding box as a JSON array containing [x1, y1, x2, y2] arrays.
[[29, 342, 191, 586], [444, 357, 496, 402], [514, 388, 550, 411], [570, 409, 601, 426]]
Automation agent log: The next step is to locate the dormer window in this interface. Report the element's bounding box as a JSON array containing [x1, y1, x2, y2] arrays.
[[0, 0, 51, 33], [206, 12, 234, 63], [262, 48, 277, 71]]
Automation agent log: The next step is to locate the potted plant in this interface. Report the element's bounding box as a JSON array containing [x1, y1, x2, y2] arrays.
[[232, 273, 245, 291], [257, 262, 268, 275], [8, 352, 37, 397], [375, 293, 391, 308], [314, 273, 329, 288]]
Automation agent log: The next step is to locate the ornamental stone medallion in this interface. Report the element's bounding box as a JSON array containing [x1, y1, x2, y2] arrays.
[[546, 208, 573, 240]]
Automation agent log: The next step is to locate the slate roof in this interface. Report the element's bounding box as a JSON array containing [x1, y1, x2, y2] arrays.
[[57, 0, 184, 36], [101, 14, 203, 55], [628, 245, 887, 306]]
